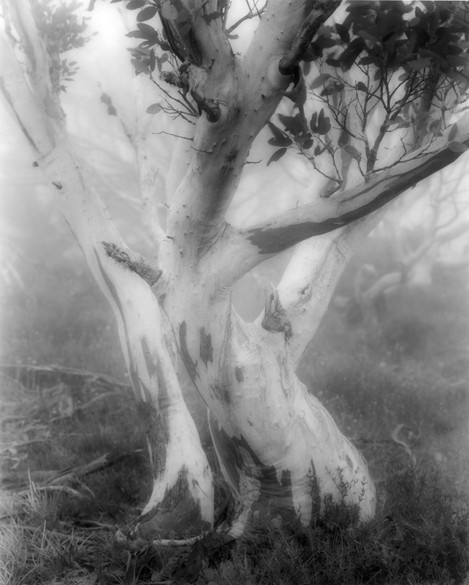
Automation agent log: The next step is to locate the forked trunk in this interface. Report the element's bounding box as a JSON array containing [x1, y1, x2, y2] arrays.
[[3, 0, 469, 541]]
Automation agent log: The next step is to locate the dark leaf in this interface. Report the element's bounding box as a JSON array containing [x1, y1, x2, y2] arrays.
[[355, 81, 367, 92], [149, 49, 156, 71], [446, 54, 468, 67], [310, 73, 332, 90], [419, 49, 448, 68], [126, 0, 145, 9], [448, 124, 458, 141], [268, 121, 287, 140], [268, 137, 293, 147], [131, 58, 149, 73], [310, 112, 318, 133], [303, 137, 314, 150], [128, 23, 159, 42], [338, 130, 350, 147], [447, 142, 468, 153], [335, 23, 350, 44], [267, 148, 288, 166], [317, 110, 331, 135], [315, 35, 338, 50], [137, 5, 158, 21], [339, 37, 366, 70], [146, 103, 162, 114], [303, 46, 319, 62], [308, 42, 324, 60], [343, 144, 361, 160], [320, 82, 344, 96], [325, 57, 340, 68], [138, 22, 157, 34], [358, 56, 377, 66], [278, 113, 304, 136], [406, 58, 431, 71]]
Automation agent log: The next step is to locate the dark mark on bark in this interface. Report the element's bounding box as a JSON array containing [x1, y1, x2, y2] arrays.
[[308, 459, 321, 520], [141, 337, 159, 379], [52, 181, 63, 190], [95, 251, 167, 478], [138, 466, 211, 539], [209, 413, 295, 518], [235, 366, 244, 383], [211, 383, 231, 405], [199, 327, 213, 366], [179, 321, 199, 381], [136, 400, 168, 477]]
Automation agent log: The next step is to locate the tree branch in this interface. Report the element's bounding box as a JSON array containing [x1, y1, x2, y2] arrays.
[[163, 0, 341, 261], [203, 115, 469, 290]]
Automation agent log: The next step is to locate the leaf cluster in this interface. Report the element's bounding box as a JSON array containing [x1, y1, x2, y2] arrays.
[[267, 1, 469, 181], [33, 0, 93, 92], [112, 0, 201, 121]]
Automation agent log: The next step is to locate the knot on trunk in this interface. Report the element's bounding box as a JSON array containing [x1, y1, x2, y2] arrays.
[[191, 89, 221, 122], [102, 242, 162, 286], [262, 288, 292, 339]]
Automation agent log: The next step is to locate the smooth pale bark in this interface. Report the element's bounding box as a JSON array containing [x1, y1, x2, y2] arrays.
[[4, 0, 469, 538], [0, 1, 213, 538], [154, 0, 378, 529]]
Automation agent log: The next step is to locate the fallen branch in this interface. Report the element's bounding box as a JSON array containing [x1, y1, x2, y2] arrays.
[[46, 450, 144, 485]]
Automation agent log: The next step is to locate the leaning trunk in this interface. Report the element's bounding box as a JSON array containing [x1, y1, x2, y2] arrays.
[[159, 222, 378, 537]]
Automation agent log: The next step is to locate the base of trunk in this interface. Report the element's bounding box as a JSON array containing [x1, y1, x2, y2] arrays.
[[137, 467, 213, 539]]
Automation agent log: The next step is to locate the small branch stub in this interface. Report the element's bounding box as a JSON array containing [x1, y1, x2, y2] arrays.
[[102, 242, 162, 286], [262, 288, 292, 339]]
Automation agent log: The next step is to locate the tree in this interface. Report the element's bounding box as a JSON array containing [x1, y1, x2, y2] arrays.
[[336, 165, 469, 325], [1, 0, 469, 541]]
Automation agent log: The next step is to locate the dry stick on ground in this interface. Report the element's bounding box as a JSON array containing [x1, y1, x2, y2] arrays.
[[17, 484, 86, 499], [2, 450, 143, 491]]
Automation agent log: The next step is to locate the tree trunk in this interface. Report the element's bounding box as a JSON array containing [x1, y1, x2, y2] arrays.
[[3, 0, 469, 540]]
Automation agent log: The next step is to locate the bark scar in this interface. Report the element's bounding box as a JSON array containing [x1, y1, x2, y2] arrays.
[[262, 288, 292, 340], [102, 241, 162, 286]]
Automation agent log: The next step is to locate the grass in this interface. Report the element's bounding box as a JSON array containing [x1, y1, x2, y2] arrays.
[[1, 239, 469, 584], [2, 464, 467, 585]]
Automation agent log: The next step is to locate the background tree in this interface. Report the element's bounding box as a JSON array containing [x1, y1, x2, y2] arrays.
[[335, 165, 469, 326], [1, 0, 469, 541]]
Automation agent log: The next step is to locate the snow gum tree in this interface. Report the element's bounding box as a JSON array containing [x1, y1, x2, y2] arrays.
[[1, 0, 469, 539]]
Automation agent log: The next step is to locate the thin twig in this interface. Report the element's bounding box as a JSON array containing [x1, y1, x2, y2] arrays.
[[226, 4, 266, 35]]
